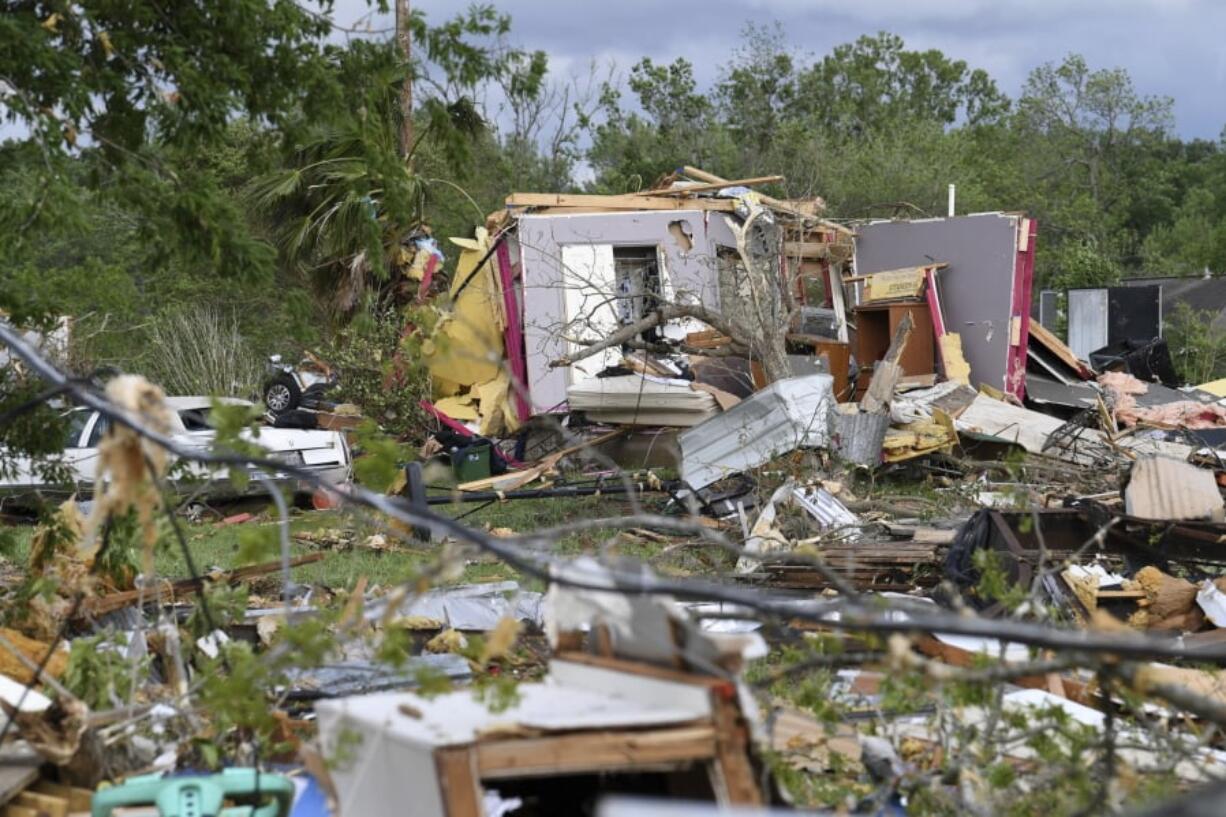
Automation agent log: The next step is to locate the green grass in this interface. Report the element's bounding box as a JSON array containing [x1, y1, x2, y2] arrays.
[[0, 490, 670, 597]]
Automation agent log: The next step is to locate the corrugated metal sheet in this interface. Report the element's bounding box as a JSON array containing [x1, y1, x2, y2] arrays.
[[679, 374, 834, 491], [1124, 455, 1224, 522]]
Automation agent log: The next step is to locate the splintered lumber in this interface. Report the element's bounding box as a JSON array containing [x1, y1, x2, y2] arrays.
[[476, 726, 718, 778], [644, 175, 783, 196], [506, 193, 736, 212], [679, 165, 855, 236], [1028, 321, 1093, 379], [79, 553, 326, 617], [860, 311, 913, 414], [783, 241, 829, 259]]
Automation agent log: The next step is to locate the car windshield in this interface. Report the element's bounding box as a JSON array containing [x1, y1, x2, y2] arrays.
[[63, 409, 92, 448], [178, 407, 216, 431]]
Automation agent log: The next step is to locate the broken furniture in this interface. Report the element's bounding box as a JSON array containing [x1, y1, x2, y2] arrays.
[[316, 655, 763, 816], [852, 301, 934, 400], [854, 213, 1037, 399]]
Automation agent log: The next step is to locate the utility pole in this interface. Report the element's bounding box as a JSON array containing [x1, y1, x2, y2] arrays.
[[396, 0, 413, 162]]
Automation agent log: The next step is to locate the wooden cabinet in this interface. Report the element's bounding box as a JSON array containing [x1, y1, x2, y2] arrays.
[[853, 301, 935, 399]]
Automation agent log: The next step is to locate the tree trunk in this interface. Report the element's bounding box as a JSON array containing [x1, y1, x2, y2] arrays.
[[720, 209, 792, 384], [396, 0, 413, 162]]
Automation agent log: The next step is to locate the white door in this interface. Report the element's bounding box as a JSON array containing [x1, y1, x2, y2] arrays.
[[560, 243, 620, 386]]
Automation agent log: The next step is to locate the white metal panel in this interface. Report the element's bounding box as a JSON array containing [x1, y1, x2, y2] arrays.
[[1067, 288, 1109, 359], [678, 374, 834, 490], [560, 243, 619, 387]]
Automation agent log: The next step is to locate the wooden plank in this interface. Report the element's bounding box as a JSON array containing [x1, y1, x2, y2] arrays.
[[1028, 321, 1094, 379], [30, 784, 89, 813], [506, 193, 736, 212], [860, 312, 913, 414], [710, 696, 763, 805], [680, 166, 854, 234], [15, 791, 66, 817], [435, 747, 483, 817], [80, 553, 326, 616], [1096, 590, 1146, 600], [783, 241, 829, 259], [476, 726, 717, 778], [644, 176, 783, 196]]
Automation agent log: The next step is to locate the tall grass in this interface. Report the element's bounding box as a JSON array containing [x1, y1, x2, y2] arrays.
[[143, 306, 263, 397]]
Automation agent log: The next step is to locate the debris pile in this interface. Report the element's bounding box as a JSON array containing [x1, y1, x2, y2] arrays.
[[11, 166, 1226, 815]]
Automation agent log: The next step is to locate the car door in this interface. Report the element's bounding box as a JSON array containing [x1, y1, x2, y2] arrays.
[[65, 411, 107, 495]]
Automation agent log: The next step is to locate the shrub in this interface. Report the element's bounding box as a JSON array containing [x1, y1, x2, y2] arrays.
[[324, 308, 431, 442], [1165, 301, 1226, 386], [142, 305, 263, 397]]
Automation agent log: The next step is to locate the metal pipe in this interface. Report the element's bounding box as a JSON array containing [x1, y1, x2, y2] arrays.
[[426, 482, 652, 505]]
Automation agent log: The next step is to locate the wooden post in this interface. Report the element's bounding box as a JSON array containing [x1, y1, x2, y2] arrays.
[[396, 0, 413, 162], [436, 747, 483, 817], [860, 311, 913, 414]]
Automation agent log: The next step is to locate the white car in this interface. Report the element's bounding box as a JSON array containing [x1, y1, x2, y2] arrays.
[[0, 396, 351, 507]]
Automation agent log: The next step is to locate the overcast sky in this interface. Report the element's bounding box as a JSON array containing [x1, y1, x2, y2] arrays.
[[342, 0, 1226, 140]]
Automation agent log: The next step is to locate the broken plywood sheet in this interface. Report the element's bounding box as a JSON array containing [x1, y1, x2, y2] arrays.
[[956, 394, 1194, 465], [863, 265, 928, 302], [1125, 455, 1225, 522]]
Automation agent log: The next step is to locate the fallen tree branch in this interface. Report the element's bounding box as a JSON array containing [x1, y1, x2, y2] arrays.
[[549, 304, 746, 369]]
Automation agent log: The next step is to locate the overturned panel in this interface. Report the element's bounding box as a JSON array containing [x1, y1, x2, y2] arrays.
[[518, 211, 737, 414], [679, 374, 834, 490], [855, 214, 1035, 398]]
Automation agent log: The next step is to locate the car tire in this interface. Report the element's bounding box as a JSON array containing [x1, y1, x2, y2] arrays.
[[264, 374, 301, 416]]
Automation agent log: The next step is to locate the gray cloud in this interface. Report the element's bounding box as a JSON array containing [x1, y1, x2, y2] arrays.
[[343, 0, 1225, 139]]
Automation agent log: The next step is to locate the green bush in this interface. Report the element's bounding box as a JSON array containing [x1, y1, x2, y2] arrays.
[[325, 309, 431, 442], [1165, 301, 1226, 385]]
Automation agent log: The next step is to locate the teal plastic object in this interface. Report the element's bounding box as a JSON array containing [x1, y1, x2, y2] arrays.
[[91, 768, 295, 817]]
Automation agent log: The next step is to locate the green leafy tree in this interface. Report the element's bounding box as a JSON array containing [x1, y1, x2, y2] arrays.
[[792, 31, 1010, 139], [588, 58, 733, 192]]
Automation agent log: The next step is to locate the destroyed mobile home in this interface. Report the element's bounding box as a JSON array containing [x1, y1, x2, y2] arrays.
[[10, 168, 1226, 817]]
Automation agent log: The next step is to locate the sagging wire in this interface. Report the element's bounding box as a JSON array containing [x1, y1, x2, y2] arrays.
[[9, 321, 1226, 668]]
